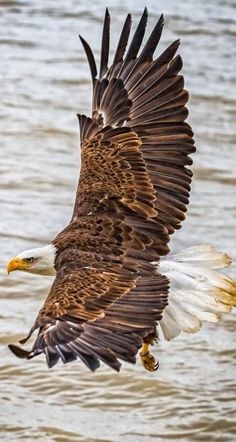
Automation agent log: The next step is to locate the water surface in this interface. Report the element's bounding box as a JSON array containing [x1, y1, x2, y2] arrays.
[[0, 0, 236, 441]]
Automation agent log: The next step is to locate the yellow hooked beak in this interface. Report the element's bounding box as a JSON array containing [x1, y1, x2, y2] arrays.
[[7, 258, 30, 274]]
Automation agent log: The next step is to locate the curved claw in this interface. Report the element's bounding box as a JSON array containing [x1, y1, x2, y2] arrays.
[[140, 351, 159, 372]]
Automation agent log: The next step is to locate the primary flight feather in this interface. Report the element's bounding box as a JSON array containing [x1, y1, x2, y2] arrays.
[[7, 8, 236, 372]]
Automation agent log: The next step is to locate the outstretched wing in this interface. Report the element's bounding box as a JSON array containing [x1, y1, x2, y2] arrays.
[[10, 214, 169, 371], [73, 7, 195, 247]]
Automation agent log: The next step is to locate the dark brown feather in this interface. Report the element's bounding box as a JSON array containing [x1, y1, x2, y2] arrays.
[[79, 36, 97, 84], [99, 8, 110, 79], [110, 13, 132, 68]]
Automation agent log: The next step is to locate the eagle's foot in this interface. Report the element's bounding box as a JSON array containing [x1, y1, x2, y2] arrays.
[[140, 343, 159, 372]]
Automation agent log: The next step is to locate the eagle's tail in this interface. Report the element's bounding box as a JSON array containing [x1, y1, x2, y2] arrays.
[[157, 244, 236, 340]]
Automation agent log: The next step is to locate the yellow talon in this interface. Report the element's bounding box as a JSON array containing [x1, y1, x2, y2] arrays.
[[140, 342, 159, 372]]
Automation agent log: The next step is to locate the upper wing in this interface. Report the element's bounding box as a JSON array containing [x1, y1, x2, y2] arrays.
[[73, 8, 195, 250], [23, 270, 168, 371]]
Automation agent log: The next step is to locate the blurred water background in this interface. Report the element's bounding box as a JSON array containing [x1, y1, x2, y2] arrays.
[[0, 0, 236, 440]]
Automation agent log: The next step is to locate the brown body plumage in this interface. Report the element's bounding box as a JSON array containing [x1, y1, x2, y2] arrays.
[[8, 8, 236, 372]]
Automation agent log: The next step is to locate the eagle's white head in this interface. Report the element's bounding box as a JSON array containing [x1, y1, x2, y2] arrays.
[[7, 244, 57, 276]]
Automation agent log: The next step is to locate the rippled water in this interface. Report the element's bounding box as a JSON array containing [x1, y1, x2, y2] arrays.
[[1, 0, 236, 440]]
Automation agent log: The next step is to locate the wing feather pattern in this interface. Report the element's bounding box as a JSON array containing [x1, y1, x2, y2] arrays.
[[76, 8, 195, 240], [10, 9, 195, 371]]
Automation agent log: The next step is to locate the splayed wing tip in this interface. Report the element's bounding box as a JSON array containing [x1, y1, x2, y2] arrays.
[[8, 344, 30, 359]]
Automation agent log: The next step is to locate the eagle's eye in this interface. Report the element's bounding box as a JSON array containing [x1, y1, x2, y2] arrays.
[[25, 257, 34, 263]]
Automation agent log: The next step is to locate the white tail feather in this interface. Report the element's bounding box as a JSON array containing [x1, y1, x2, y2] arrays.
[[157, 245, 236, 340]]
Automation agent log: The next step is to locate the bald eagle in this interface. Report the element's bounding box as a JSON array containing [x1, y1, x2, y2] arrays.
[[7, 9, 236, 372]]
